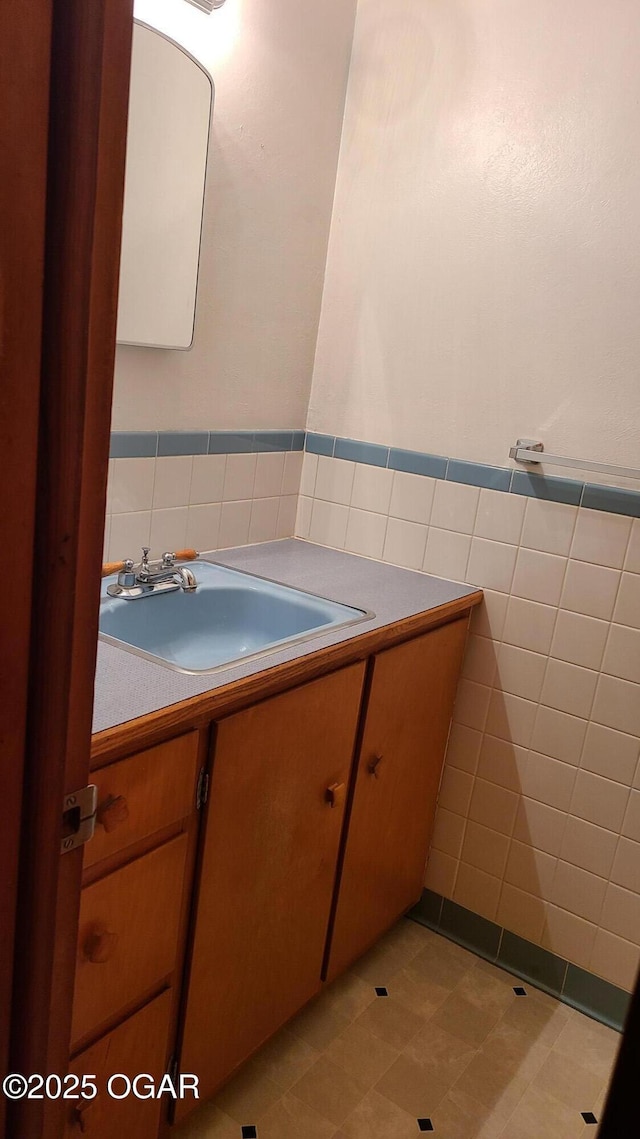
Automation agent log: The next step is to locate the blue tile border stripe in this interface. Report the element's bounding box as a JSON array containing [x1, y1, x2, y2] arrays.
[[410, 888, 631, 1032], [304, 433, 640, 520], [109, 430, 305, 459]]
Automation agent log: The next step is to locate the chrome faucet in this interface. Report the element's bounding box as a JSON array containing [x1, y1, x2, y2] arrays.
[[107, 548, 198, 600]]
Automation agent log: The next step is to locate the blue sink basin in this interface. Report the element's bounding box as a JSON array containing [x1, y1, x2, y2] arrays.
[[99, 560, 370, 673]]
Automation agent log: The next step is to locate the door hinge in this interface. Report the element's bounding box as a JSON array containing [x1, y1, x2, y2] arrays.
[[196, 766, 209, 810], [168, 1054, 179, 1084], [61, 784, 98, 854]]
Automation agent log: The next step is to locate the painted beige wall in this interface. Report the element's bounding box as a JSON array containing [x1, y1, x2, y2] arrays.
[[112, 0, 357, 431], [309, 0, 640, 474]]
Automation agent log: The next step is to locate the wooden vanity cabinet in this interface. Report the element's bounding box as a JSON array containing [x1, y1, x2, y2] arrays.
[[325, 618, 468, 980], [176, 662, 366, 1117], [65, 731, 202, 1137]]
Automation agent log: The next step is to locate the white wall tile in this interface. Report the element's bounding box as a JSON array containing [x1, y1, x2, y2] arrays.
[[445, 723, 483, 774], [551, 861, 607, 925], [103, 514, 111, 562], [474, 488, 525, 545], [520, 752, 577, 812], [512, 548, 566, 606], [300, 452, 318, 497], [309, 499, 349, 549], [454, 863, 501, 921], [603, 624, 640, 684], [189, 454, 226, 505], [531, 705, 587, 766], [550, 610, 609, 671], [614, 572, 640, 629], [513, 797, 567, 857], [462, 635, 499, 686], [622, 791, 640, 841], [350, 464, 394, 514], [497, 884, 546, 944], [592, 674, 640, 737], [624, 520, 640, 573], [314, 455, 354, 505], [590, 928, 640, 990], [248, 497, 280, 543], [424, 849, 457, 897], [560, 816, 618, 879], [382, 517, 428, 570], [108, 510, 151, 560], [470, 589, 509, 640], [254, 452, 286, 498], [389, 471, 435, 524], [503, 597, 557, 655], [153, 456, 193, 510], [540, 659, 598, 719], [345, 508, 387, 559], [610, 837, 640, 894], [466, 537, 518, 593], [496, 644, 547, 702], [477, 734, 529, 792], [149, 507, 188, 554], [570, 508, 632, 569], [222, 453, 257, 501], [453, 679, 492, 732], [561, 560, 620, 620], [542, 906, 597, 970], [485, 690, 537, 748], [185, 504, 221, 553], [423, 527, 471, 582], [505, 840, 557, 896], [109, 457, 155, 514], [581, 722, 640, 785], [600, 882, 640, 944], [570, 769, 630, 832], [276, 495, 298, 538], [430, 480, 479, 534], [282, 451, 304, 497], [295, 494, 313, 539], [218, 500, 252, 549], [521, 498, 577, 557]]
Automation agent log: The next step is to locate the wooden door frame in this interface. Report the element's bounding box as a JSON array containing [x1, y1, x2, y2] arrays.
[[4, 2, 133, 1136], [0, 5, 53, 1137]]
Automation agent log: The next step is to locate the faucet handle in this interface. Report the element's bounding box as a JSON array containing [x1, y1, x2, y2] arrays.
[[140, 546, 150, 570], [161, 551, 175, 567]]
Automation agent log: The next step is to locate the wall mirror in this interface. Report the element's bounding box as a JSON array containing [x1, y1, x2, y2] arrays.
[[116, 20, 213, 350]]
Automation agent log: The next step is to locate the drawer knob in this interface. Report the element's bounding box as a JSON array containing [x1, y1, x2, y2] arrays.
[[367, 754, 383, 778], [97, 794, 129, 833], [325, 782, 345, 809], [83, 925, 118, 964]]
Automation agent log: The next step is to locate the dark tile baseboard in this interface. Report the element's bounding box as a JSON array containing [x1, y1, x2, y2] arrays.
[[409, 889, 631, 1033]]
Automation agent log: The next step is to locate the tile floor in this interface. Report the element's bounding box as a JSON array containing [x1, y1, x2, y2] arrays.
[[174, 919, 620, 1139]]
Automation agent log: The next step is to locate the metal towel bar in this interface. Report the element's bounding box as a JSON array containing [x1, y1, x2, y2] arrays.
[[509, 439, 640, 482]]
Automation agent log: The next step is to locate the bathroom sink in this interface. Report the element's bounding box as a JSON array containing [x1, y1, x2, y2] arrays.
[[99, 560, 371, 673]]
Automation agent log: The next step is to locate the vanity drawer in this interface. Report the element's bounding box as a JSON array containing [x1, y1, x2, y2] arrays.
[[71, 833, 188, 1048], [86, 731, 199, 869], [65, 990, 172, 1139]]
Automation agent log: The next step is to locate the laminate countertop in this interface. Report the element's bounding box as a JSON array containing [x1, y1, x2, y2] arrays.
[[92, 538, 481, 735]]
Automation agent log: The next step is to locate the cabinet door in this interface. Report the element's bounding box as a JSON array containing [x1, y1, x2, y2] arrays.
[[64, 990, 172, 1139], [178, 663, 365, 1113], [326, 619, 467, 980]]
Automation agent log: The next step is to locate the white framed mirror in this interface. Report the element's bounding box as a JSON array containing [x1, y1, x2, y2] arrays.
[[116, 20, 213, 350]]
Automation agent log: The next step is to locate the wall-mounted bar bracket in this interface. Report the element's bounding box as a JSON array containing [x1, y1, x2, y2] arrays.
[[509, 439, 640, 481]]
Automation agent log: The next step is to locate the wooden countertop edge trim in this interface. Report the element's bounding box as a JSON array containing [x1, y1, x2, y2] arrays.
[[91, 591, 483, 767]]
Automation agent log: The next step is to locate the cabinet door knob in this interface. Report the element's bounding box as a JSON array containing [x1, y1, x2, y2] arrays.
[[83, 925, 118, 964], [96, 794, 129, 833], [325, 782, 345, 809], [367, 754, 383, 777], [74, 1094, 100, 1133]]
